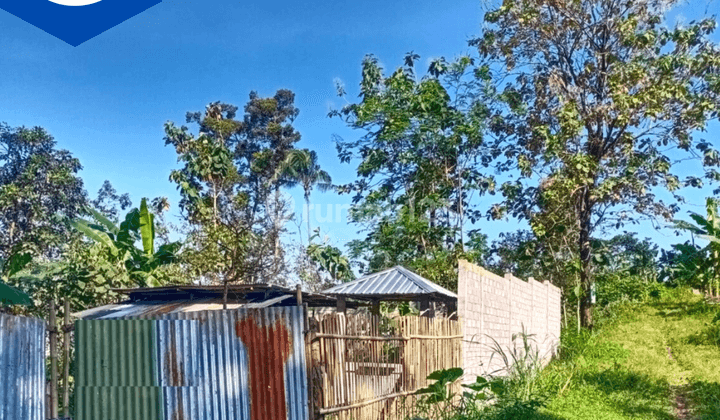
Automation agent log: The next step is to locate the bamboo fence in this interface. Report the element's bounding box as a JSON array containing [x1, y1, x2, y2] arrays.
[[308, 313, 462, 420]]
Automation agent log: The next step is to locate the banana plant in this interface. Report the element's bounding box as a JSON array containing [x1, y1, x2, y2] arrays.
[[672, 198, 720, 297], [0, 253, 32, 306], [307, 229, 354, 283], [71, 198, 181, 287]]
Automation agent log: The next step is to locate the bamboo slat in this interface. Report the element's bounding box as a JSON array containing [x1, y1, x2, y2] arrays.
[[307, 312, 462, 420]]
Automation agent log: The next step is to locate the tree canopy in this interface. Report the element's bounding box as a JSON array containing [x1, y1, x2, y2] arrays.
[[476, 0, 720, 327], [333, 54, 493, 290], [0, 123, 87, 263]]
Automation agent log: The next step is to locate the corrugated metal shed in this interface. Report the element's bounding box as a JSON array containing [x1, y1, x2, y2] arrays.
[[72, 296, 291, 320], [75, 306, 308, 420], [73, 283, 342, 321], [323, 266, 457, 301], [114, 284, 338, 307], [0, 312, 45, 420]]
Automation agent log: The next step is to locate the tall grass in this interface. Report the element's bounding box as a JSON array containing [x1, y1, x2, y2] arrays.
[[411, 329, 548, 420], [485, 329, 547, 415]]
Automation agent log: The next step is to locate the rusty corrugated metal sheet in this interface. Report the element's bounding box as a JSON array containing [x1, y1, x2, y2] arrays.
[[0, 312, 45, 420], [75, 306, 309, 420]]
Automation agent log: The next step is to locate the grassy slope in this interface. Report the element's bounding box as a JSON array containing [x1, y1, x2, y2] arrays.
[[538, 294, 720, 420]]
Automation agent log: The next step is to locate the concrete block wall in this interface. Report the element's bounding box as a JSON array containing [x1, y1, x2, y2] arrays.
[[458, 260, 562, 381]]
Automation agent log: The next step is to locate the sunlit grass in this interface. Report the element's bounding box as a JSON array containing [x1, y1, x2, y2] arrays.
[[534, 293, 720, 420]]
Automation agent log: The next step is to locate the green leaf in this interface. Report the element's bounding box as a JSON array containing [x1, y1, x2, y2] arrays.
[[489, 380, 505, 395], [462, 375, 489, 391], [0, 282, 32, 306], [71, 219, 119, 257], [139, 198, 155, 256], [88, 207, 120, 235], [5, 253, 32, 278], [427, 367, 464, 383]]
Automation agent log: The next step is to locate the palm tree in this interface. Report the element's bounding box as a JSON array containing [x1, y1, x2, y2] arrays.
[[275, 149, 333, 243]]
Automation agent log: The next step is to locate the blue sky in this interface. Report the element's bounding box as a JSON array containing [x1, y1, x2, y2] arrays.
[[1, 0, 719, 259]]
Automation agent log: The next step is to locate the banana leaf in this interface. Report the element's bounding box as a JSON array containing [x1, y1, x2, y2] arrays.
[[70, 219, 118, 256], [0, 282, 31, 306], [139, 198, 155, 256]]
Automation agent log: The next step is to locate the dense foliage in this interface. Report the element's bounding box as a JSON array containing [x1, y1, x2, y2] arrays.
[[333, 54, 493, 290], [476, 0, 720, 327], [0, 123, 87, 264]]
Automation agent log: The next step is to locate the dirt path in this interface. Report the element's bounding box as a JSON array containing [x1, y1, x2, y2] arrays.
[[666, 345, 695, 420], [671, 385, 692, 420]]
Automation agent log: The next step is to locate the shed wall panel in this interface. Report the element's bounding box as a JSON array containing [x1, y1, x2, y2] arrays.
[[0, 313, 45, 420]]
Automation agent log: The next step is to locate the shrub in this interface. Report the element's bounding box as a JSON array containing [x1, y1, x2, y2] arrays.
[[688, 310, 720, 347], [595, 274, 663, 306], [411, 330, 547, 420], [485, 330, 547, 414]]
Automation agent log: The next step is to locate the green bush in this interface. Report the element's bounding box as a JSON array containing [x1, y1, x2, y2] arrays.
[[688, 310, 720, 347], [595, 274, 663, 306], [411, 330, 547, 420], [485, 330, 548, 415]]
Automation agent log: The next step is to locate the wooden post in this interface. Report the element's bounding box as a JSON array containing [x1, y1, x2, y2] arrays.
[[336, 296, 346, 313], [48, 299, 58, 419], [302, 304, 315, 420], [63, 299, 71, 418], [296, 284, 303, 306], [371, 300, 380, 316], [419, 297, 433, 317], [223, 281, 229, 310]]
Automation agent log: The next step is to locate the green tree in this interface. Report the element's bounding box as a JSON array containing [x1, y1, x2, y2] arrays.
[[477, 0, 720, 327], [333, 54, 493, 290], [0, 123, 87, 263], [0, 254, 32, 307], [307, 231, 354, 283], [91, 180, 132, 223], [594, 233, 659, 284], [232, 90, 304, 282], [165, 102, 250, 294], [166, 92, 308, 287]]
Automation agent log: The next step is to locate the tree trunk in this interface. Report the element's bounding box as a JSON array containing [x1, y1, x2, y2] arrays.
[[274, 187, 282, 275], [579, 193, 594, 330], [576, 295, 581, 334], [223, 280, 229, 310], [458, 166, 464, 252], [306, 195, 312, 245], [212, 181, 218, 227]]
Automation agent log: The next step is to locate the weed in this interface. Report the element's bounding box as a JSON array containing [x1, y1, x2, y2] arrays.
[[485, 329, 548, 414]]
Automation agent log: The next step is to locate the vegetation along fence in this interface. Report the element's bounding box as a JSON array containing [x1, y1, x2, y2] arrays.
[[308, 313, 462, 420], [75, 306, 308, 420], [0, 312, 46, 420]]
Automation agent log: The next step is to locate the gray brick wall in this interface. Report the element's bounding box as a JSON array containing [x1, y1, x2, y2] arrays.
[[458, 260, 562, 382]]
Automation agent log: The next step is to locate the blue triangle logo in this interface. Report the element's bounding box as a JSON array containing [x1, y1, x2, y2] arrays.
[[0, 0, 161, 46]]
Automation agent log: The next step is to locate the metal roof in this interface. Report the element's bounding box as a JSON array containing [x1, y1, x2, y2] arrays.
[[73, 283, 351, 320], [72, 296, 293, 320], [323, 266, 457, 301]]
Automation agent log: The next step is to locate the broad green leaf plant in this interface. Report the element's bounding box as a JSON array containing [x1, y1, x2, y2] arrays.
[[72, 198, 182, 287]]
